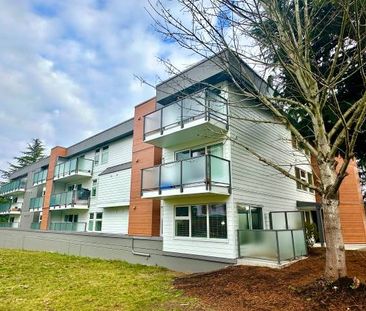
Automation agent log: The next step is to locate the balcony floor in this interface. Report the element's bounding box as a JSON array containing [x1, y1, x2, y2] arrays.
[[49, 204, 89, 211], [142, 185, 230, 199], [144, 118, 227, 148], [54, 172, 92, 183]]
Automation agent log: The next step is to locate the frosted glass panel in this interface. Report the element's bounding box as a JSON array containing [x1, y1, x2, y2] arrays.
[[145, 110, 161, 133], [210, 156, 229, 184], [287, 212, 303, 229], [239, 230, 278, 260], [182, 157, 205, 185], [142, 167, 159, 190], [78, 158, 93, 173], [293, 230, 307, 257], [161, 162, 180, 189], [278, 231, 294, 260], [182, 96, 205, 120], [271, 213, 286, 229], [162, 103, 181, 128]]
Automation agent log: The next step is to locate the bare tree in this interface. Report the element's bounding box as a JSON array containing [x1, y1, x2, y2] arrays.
[[149, 0, 366, 280]]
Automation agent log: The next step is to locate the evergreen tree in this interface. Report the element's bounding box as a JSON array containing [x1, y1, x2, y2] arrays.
[[0, 139, 45, 179]]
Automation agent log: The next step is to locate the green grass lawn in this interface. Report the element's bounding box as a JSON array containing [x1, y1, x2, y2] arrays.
[[0, 249, 196, 311]]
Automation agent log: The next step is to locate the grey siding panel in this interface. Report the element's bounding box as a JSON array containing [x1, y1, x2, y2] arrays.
[[0, 229, 231, 273]]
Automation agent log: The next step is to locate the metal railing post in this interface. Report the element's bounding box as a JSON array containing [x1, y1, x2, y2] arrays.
[[275, 231, 281, 264], [158, 165, 162, 195], [181, 101, 184, 128], [160, 109, 163, 135], [205, 155, 209, 190], [291, 230, 296, 259], [180, 160, 183, 193]]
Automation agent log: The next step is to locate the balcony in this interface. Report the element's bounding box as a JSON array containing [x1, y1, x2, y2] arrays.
[[141, 154, 231, 199], [33, 169, 48, 186], [29, 197, 44, 212], [0, 222, 19, 228], [0, 179, 26, 196], [49, 189, 90, 210], [49, 222, 87, 232], [54, 158, 93, 183], [30, 222, 41, 230], [143, 90, 228, 147], [0, 202, 21, 215]]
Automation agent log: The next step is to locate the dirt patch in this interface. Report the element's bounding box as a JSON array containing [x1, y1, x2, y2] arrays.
[[174, 248, 366, 311]]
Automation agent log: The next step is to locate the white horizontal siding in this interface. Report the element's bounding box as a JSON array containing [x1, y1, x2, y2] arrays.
[[229, 88, 315, 230], [96, 169, 131, 208], [162, 195, 236, 259], [102, 206, 129, 234]]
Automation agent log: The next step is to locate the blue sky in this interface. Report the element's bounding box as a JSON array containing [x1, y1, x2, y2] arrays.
[[0, 0, 200, 173]]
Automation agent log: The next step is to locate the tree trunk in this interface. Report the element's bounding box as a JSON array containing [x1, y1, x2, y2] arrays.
[[320, 161, 347, 281]]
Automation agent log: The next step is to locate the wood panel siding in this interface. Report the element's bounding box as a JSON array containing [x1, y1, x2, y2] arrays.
[[312, 156, 366, 243], [337, 157, 366, 243], [128, 98, 162, 236], [41, 146, 67, 230]]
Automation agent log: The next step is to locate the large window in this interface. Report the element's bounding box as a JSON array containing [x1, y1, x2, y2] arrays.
[[88, 212, 103, 232], [174, 204, 227, 239], [295, 167, 314, 193], [175, 143, 223, 161]]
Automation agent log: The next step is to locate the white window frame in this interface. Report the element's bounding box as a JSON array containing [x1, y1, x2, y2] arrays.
[[88, 212, 103, 232], [174, 204, 227, 239], [174, 142, 224, 161], [295, 167, 314, 193], [101, 146, 109, 164]]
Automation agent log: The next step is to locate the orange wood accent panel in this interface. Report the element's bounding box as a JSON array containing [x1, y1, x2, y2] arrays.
[[311, 156, 366, 243], [337, 157, 366, 243], [128, 98, 162, 236], [40, 146, 67, 230]]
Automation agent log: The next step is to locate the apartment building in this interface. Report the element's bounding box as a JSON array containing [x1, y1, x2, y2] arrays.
[[1, 51, 365, 265]]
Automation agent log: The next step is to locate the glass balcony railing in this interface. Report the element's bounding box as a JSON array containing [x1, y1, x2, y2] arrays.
[[0, 222, 19, 228], [54, 158, 93, 180], [143, 89, 228, 140], [49, 222, 87, 232], [0, 179, 27, 196], [29, 197, 44, 210], [30, 222, 41, 230], [0, 202, 11, 213], [50, 189, 90, 207], [237, 228, 307, 263], [33, 169, 48, 185], [238, 211, 307, 263], [141, 155, 231, 196]]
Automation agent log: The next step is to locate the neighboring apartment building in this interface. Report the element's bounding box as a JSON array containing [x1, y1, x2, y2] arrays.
[[0, 51, 365, 264]]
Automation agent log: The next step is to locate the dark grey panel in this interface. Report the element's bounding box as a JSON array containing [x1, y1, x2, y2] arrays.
[[9, 157, 50, 180], [66, 118, 134, 157], [156, 49, 271, 104], [99, 162, 132, 176]]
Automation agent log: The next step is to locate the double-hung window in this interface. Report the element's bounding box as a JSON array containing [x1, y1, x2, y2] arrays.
[[295, 167, 314, 193], [101, 146, 109, 164], [92, 179, 97, 197], [175, 204, 227, 239]]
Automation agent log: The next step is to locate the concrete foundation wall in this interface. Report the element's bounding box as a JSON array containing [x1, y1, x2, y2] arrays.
[[0, 229, 232, 273]]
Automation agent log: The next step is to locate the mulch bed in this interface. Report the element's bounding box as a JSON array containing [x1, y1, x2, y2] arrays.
[[174, 248, 366, 311]]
